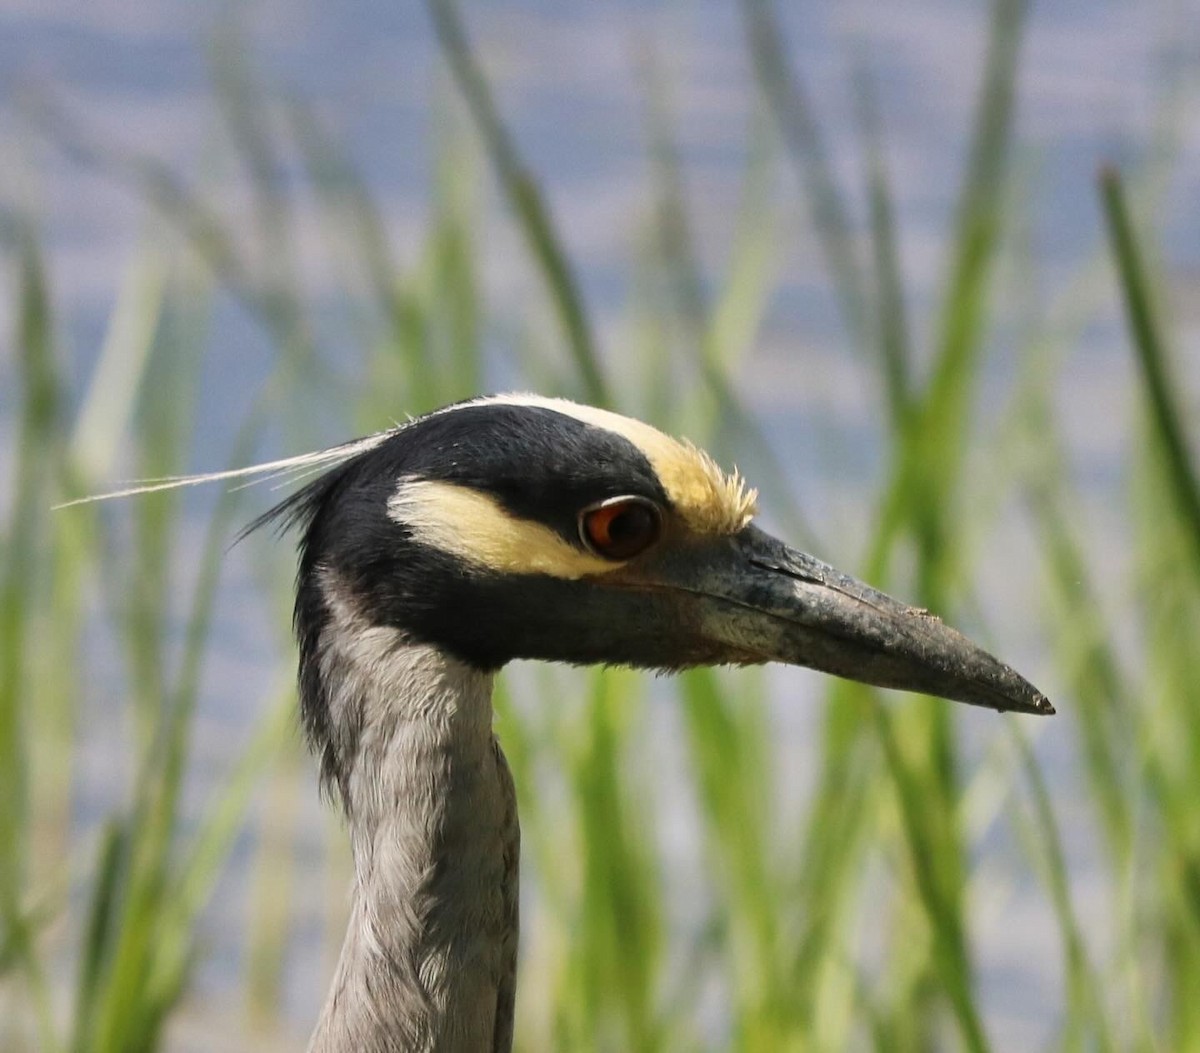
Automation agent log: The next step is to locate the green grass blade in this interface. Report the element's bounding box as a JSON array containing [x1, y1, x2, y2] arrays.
[[427, 0, 611, 406], [1006, 721, 1115, 1053], [1099, 166, 1200, 579], [854, 61, 911, 430], [914, 0, 1029, 604], [147, 695, 294, 1026], [69, 247, 166, 484], [873, 704, 991, 1053], [1026, 478, 1133, 862], [72, 821, 126, 1047], [210, 34, 322, 387], [678, 668, 789, 1045], [638, 64, 819, 548], [0, 223, 63, 1053], [740, 0, 870, 346], [568, 669, 663, 1051]]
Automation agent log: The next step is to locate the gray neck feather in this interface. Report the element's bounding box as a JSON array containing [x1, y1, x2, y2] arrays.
[[307, 572, 519, 1053]]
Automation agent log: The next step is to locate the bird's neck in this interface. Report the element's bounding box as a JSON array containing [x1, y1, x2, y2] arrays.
[[306, 590, 518, 1052]]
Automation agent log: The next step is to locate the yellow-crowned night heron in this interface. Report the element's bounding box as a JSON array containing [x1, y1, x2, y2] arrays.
[[105, 394, 1055, 1051]]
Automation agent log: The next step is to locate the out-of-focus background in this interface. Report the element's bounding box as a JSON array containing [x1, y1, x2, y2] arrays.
[[2, 0, 1199, 1049]]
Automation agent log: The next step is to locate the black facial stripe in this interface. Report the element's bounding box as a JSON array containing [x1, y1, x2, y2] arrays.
[[328, 536, 701, 673]]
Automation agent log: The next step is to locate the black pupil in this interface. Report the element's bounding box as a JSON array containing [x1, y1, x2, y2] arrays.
[[605, 504, 653, 554]]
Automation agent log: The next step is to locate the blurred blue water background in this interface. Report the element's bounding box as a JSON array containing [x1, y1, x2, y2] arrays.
[[2, 1, 1199, 1048]]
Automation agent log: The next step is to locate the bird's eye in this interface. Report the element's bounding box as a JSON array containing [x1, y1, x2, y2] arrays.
[[579, 496, 662, 561]]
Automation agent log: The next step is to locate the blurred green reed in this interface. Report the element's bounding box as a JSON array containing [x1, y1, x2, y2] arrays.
[[1, 0, 1198, 1048]]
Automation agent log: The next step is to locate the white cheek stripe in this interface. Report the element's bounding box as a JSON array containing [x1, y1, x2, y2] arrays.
[[388, 478, 618, 579]]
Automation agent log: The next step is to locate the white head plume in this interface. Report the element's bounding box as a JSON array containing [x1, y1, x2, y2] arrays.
[[53, 427, 399, 510]]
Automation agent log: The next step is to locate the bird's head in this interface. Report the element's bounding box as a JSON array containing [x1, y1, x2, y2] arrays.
[[254, 395, 1051, 786]]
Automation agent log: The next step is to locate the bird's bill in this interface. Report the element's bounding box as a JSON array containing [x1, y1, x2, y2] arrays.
[[659, 524, 1053, 716]]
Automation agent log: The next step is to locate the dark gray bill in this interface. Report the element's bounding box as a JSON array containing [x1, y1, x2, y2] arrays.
[[667, 524, 1053, 716]]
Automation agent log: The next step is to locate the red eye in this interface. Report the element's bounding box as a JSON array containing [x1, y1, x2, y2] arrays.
[[579, 497, 662, 561]]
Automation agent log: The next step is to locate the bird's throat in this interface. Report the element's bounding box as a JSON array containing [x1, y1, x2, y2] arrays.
[[306, 581, 518, 1052]]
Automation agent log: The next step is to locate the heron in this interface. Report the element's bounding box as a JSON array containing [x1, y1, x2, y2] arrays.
[[84, 393, 1053, 1050]]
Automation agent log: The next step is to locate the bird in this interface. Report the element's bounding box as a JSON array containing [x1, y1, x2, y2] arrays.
[[76, 393, 1054, 1051]]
